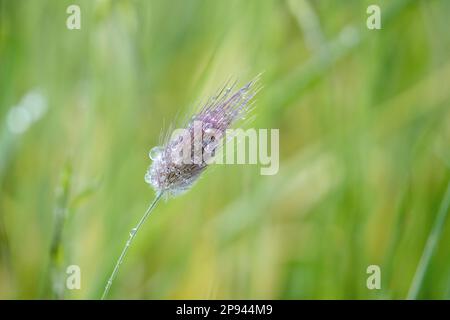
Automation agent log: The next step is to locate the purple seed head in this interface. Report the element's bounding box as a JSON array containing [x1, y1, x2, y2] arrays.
[[145, 76, 260, 197]]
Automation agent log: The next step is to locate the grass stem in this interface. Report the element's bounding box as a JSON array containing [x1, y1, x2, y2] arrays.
[[101, 192, 163, 300], [407, 181, 450, 299]]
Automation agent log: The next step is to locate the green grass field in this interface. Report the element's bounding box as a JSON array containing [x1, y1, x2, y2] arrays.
[[1, 0, 450, 299]]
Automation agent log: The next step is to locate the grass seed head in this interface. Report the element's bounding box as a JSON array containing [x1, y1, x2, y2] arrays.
[[145, 76, 261, 197]]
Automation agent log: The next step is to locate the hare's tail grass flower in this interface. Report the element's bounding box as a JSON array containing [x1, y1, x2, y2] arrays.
[[145, 75, 261, 197], [101, 75, 261, 299]]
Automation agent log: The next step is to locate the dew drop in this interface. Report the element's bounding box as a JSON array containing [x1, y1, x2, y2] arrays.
[[129, 228, 137, 236], [205, 143, 216, 153], [149, 146, 164, 160], [144, 170, 152, 184]]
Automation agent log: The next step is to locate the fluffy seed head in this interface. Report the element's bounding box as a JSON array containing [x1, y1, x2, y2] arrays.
[[145, 76, 260, 197]]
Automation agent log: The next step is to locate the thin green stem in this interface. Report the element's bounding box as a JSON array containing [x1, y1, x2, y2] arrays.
[[101, 192, 163, 300], [47, 161, 72, 299], [407, 181, 450, 299]]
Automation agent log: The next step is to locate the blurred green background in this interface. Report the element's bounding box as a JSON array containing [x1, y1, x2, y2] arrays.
[[1, 0, 450, 299]]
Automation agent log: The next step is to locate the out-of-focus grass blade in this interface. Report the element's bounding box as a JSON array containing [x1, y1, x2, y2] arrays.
[[407, 181, 450, 299]]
